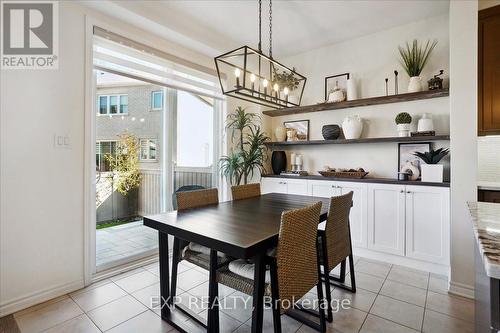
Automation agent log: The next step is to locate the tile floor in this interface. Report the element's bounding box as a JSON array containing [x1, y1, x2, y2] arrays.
[[12, 256, 475, 333], [96, 221, 158, 267]]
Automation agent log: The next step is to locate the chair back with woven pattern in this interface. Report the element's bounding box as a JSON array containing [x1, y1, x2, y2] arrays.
[[176, 188, 219, 211], [231, 183, 261, 201], [276, 201, 322, 311], [324, 191, 353, 270]]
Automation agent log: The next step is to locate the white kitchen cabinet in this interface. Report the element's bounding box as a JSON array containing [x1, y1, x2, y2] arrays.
[[337, 182, 368, 249], [261, 177, 308, 195], [367, 183, 406, 256], [405, 186, 450, 265]]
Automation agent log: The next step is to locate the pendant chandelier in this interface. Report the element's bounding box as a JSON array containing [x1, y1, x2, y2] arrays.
[[214, 0, 306, 109]]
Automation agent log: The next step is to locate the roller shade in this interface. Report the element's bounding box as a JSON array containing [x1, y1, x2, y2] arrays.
[[93, 26, 224, 100]]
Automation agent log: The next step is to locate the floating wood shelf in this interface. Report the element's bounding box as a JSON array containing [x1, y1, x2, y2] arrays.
[[262, 89, 449, 117], [264, 135, 450, 146]]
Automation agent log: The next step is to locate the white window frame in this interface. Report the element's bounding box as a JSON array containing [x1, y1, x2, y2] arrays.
[[151, 91, 163, 111], [139, 138, 158, 161], [97, 94, 128, 115]]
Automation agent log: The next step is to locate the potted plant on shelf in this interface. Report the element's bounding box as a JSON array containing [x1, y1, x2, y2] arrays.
[[219, 107, 270, 185], [413, 148, 449, 183], [272, 67, 300, 104], [395, 112, 412, 137], [398, 39, 438, 93]]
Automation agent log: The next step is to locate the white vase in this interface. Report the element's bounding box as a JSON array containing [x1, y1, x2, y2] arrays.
[[397, 123, 411, 137], [421, 164, 443, 183], [408, 76, 422, 93], [417, 113, 434, 132], [346, 78, 358, 101], [275, 126, 287, 141], [342, 115, 363, 139]]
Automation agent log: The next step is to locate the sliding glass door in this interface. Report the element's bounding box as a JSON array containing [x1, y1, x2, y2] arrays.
[[94, 71, 167, 270], [91, 26, 223, 273]]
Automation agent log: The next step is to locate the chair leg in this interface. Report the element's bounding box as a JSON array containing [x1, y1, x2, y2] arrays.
[[316, 243, 327, 333], [270, 260, 282, 333], [339, 260, 347, 283], [320, 234, 333, 323], [348, 254, 356, 293], [170, 237, 180, 304]]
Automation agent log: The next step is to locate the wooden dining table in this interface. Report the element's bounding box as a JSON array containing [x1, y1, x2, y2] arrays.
[[143, 192, 330, 333]]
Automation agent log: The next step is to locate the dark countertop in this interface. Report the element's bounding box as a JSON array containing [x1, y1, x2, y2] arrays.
[[262, 174, 450, 187]]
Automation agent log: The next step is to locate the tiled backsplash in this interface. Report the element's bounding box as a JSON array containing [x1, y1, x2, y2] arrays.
[[478, 136, 500, 182]]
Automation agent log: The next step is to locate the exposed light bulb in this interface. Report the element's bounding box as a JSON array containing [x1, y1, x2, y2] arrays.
[[263, 79, 268, 88], [234, 68, 241, 78], [284, 87, 289, 95], [250, 73, 256, 82], [131, 117, 136, 121], [273, 83, 279, 92], [140, 118, 145, 122]]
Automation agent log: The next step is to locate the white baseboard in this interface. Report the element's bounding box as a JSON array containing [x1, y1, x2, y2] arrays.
[[448, 280, 475, 299], [354, 248, 450, 277], [0, 279, 84, 317]]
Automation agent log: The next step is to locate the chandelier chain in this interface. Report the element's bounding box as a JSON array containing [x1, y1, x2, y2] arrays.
[[258, 0, 262, 51], [269, 0, 273, 58]]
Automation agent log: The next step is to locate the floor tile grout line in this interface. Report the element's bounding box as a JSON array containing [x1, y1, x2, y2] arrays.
[[421, 272, 431, 332], [100, 308, 149, 332], [357, 263, 392, 333]]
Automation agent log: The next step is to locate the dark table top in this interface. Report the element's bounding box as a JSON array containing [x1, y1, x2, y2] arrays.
[[143, 193, 330, 259]]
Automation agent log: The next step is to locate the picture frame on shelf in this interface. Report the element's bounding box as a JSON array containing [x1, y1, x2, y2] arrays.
[[284, 120, 309, 141], [398, 142, 431, 175], [325, 73, 350, 101]]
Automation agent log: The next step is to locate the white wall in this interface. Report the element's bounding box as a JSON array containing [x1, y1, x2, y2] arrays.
[[0, 1, 215, 315], [264, 15, 450, 178], [449, 0, 478, 298]]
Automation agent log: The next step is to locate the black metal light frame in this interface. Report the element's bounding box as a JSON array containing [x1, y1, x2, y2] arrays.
[[214, 46, 306, 109]]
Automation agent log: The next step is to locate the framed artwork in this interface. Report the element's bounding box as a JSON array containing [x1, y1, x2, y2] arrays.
[[398, 142, 431, 174], [284, 120, 309, 141], [324, 73, 350, 101]]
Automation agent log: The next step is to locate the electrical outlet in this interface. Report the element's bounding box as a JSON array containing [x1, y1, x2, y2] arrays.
[[54, 134, 71, 149]]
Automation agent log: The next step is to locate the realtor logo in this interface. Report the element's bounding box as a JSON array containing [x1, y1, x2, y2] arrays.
[[1, 1, 58, 69]]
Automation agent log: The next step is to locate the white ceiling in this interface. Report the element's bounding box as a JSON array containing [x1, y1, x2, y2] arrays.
[[91, 0, 449, 58]]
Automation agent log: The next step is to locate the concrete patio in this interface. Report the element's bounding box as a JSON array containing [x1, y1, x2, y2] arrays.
[[96, 221, 158, 267]]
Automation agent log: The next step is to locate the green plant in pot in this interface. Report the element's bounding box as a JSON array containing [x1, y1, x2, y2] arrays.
[[272, 67, 300, 103], [398, 39, 438, 93], [395, 112, 412, 137], [219, 107, 269, 185], [413, 148, 449, 183]]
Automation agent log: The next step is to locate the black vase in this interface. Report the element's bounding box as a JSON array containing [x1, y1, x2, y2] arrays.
[[271, 151, 287, 175], [322, 124, 341, 140]]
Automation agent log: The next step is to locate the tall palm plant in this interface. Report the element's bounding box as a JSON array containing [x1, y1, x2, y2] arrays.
[[219, 107, 269, 185]]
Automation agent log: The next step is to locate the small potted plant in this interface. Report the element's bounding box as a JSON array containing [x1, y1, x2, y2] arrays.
[[398, 39, 438, 92], [395, 112, 412, 137], [413, 148, 449, 183]]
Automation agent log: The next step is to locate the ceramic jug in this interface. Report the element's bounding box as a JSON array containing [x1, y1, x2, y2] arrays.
[[342, 115, 363, 139]]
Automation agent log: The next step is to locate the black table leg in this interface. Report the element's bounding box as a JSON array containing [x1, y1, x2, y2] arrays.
[[207, 249, 220, 333], [158, 231, 171, 320], [251, 255, 266, 333]]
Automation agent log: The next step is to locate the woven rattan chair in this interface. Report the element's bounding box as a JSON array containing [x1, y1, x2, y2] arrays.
[[318, 191, 356, 322], [217, 201, 327, 333], [231, 183, 261, 200], [171, 188, 232, 300]]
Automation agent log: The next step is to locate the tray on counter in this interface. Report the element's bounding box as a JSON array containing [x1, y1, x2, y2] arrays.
[[318, 170, 369, 179]]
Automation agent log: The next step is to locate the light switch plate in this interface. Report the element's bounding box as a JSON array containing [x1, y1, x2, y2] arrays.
[[54, 134, 71, 149]]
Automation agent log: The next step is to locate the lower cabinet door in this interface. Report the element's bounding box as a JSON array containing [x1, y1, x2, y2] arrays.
[[261, 178, 287, 194], [284, 178, 309, 196], [309, 180, 338, 198], [338, 182, 368, 249], [367, 183, 406, 256], [405, 186, 450, 265]]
